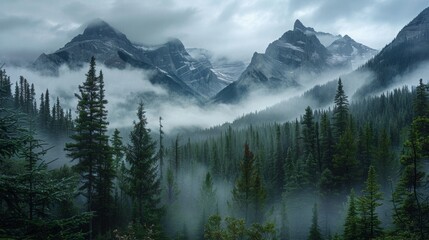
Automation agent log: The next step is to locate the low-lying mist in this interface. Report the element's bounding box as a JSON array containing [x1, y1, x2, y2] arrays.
[[6, 64, 354, 134]]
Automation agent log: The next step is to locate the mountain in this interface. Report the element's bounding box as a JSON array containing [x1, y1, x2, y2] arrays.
[[230, 7, 429, 125], [139, 40, 229, 98], [187, 48, 247, 84], [213, 20, 376, 104], [32, 19, 226, 100], [356, 6, 429, 97], [328, 35, 378, 69], [293, 19, 341, 47]]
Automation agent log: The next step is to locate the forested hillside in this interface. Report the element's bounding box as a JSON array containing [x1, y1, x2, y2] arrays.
[[1, 59, 428, 239]]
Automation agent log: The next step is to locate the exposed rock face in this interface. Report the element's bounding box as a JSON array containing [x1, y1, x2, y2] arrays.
[[32, 19, 229, 100], [214, 19, 377, 104]]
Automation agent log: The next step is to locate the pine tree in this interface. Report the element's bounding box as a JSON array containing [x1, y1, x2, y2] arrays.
[[275, 125, 284, 190], [308, 203, 323, 240], [358, 166, 383, 239], [332, 126, 358, 192], [302, 106, 316, 157], [125, 101, 162, 232], [392, 79, 429, 239], [375, 129, 394, 190], [333, 78, 349, 140], [283, 148, 298, 194], [201, 172, 216, 213], [111, 128, 124, 171], [232, 143, 255, 223], [65, 57, 112, 238], [0, 107, 90, 239], [343, 190, 359, 240], [253, 169, 266, 223], [414, 79, 428, 118], [44, 89, 50, 128], [357, 123, 374, 180], [14, 82, 19, 109]]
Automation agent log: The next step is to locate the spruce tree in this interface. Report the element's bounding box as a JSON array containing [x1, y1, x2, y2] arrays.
[[302, 106, 316, 157], [333, 78, 349, 140], [358, 166, 383, 239], [275, 125, 284, 190], [65, 57, 112, 238], [125, 101, 162, 232], [332, 126, 358, 192], [343, 190, 359, 240], [393, 80, 429, 239], [414, 79, 428, 118], [308, 203, 323, 240], [232, 143, 255, 223]]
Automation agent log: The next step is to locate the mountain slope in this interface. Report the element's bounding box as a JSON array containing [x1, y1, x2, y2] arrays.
[[32, 19, 226, 100], [213, 20, 376, 104], [229, 7, 429, 125], [187, 48, 247, 84], [140, 40, 228, 98], [356, 6, 429, 97], [328, 35, 378, 69]]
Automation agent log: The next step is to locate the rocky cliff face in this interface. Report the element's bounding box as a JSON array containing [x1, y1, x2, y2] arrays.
[[355, 6, 429, 97], [213, 19, 378, 104], [32, 19, 229, 100]]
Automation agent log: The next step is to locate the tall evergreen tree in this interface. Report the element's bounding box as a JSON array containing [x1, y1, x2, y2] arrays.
[[232, 144, 256, 223], [343, 190, 359, 240], [65, 57, 112, 239], [275, 125, 284, 190], [111, 128, 124, 171], [358, 166, 383, 239], [302, 106, 316, 157], [332, 126, 358, 192], [308, 203, 323, 240], [333, 78, 349, 140], [414, 79, 428, 118], [320, 112, 333, 170], [125, 101, 162, 233], [393, 81, 429, 239]]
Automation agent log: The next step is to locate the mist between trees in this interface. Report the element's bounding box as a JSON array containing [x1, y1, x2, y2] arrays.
[[1, 58, 428, 239]]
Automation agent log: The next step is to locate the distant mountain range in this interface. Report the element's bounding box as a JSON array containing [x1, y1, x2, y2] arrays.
[[30, 6, 429, 110], [32, 19, 244, 101], [230, 7, 429, 125], [213, 20, 378, 104]]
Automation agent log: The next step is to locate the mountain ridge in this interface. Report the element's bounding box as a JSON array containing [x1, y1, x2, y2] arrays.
[[213, 19, 377, 104], [32, 19, 229, 101]]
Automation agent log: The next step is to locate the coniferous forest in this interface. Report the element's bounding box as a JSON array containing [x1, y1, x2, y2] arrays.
[[1, 55, 429, 240]]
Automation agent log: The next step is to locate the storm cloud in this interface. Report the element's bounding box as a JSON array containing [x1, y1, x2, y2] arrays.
[[0, 0, 428, 63]]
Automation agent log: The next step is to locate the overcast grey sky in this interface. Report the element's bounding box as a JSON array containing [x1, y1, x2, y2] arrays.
[[0, 0, 428, 62]]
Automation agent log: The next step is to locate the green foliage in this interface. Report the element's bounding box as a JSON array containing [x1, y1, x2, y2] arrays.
[[0, 130, 90, 239], [333, 78, 349, 139], [358, 166, 383, 239], [343, 190, 359, 240], [393, 80, 429, 239], [308, 203, 323, 240], [124, 101, 162, 232], [65, 57, 115, 237], [332, 126, 358, 192], [204, 215, 276, 240], [232, 144, 266, 224]]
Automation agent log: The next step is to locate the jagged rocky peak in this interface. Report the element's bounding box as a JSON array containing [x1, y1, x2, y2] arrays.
[[343, 34, 353, 41], [70, 18, 129, 43], [293, 19, 315, 32]]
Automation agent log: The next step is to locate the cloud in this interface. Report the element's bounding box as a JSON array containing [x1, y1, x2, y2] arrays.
[[1, 0, 427, 64]]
